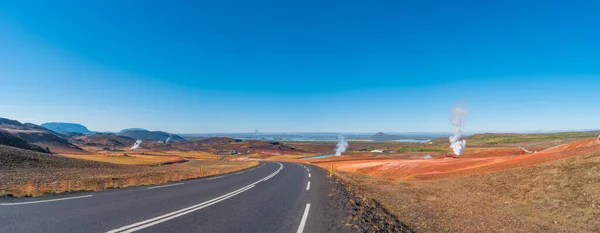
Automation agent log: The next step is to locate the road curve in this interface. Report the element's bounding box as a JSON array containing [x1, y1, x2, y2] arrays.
[[0, 162, 349, 233]]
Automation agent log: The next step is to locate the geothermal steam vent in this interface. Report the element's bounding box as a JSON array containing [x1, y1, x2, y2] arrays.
[[334, 135, 348, 156], [130, 140, 143, 150], [449, 107, 468, 156]]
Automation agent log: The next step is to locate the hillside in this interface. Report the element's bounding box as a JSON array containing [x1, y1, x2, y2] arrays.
[[0, 130, 49, 153], [0, 145, 114, 169], [0, 117, 86, 154], [72, 133, 136, 147], [430, 131, 600, 150], [41, 122, 93, 134], [119, 130, 185, 142], [152, 137, 304, 154]]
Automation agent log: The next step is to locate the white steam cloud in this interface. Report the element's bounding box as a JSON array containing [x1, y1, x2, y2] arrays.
[[165, 135, 171, 143], [334, 135, 349, 156], [130, 140, 143, 150], [449, 106, 469, 156]]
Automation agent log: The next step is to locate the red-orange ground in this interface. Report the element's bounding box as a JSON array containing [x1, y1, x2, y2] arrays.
[[301, 138, 600, 180]]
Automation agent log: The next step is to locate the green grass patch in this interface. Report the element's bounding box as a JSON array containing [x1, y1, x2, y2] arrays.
[[468, 131, 600, 145], [397, 146, 447, 153]]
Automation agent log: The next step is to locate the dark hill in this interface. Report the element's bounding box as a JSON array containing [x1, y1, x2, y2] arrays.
[[0, 117, 86, 154], [0, 145, 116, 169], [0, 117, 26, 129], [75, 133, 136, 147], [41, 122, 93, 134], [119, 130, 185, 142], [0, 130, 49, 153]]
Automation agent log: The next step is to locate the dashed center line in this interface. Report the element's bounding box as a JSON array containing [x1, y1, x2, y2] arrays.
[[308, 173, 311, 178], [296, 203, 311, 233], [306, 182, 311, 191]]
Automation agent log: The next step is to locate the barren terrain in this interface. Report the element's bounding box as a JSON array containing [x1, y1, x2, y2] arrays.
[[0, 145, 258, 197], [334, 150, 600, 232], [290, 135, 600, 232]]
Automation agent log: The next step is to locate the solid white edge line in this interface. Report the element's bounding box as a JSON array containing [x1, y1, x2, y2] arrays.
[[0, 195, 93, 206], [147, 183, 184, 190], [107, 162, 283, 233], [306, 182, 310, 191], [296, 203, 311, 233], [207, 176, 224, 180], [116, 186, 255, 233], [235, 171, 244, 174]]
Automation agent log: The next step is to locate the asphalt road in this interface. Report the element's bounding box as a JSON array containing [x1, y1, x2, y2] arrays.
[[0, 162, 349, 233]]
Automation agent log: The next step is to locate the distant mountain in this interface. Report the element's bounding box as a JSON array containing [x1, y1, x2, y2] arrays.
[[41, 122, 93, 134], [372, 132, 394, 142], [119, 128, 149, 133], [0, 117, 86, 154], [371, 132, 416, 142], [118, 130, 185, 142]]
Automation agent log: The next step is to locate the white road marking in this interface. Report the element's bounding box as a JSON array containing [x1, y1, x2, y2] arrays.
[[107, 186, 254, 233], [296, 203, 311, 233], [306, 168, 309, 172], [235, 171, 244, 175], [0, 195, 93, 206], [107, 163, 284, 233], [207, 176, 224, 180], [147, 183, 184, 190], [306, 182, 311, 191], [308, 173, 311, 178]]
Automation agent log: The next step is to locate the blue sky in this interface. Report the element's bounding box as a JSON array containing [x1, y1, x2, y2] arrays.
[[1, 0, 599, 133]]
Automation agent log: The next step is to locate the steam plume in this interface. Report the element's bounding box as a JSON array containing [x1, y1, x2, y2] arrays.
[[334, 135, 348, 156], [165, 135, 171, 143], [449, 106, 468, 156], [130, 140, 143, 150]]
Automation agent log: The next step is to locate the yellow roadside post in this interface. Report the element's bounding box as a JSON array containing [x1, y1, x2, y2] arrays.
[[200, 166, 203, 176], [329, 164, 333, 177]]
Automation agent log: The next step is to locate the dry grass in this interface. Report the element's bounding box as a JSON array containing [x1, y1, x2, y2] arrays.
[[335, 152, 600, 232], [175, 151, 223, 160], [63, 153, 185, 165], [1, 149, 258, 197]]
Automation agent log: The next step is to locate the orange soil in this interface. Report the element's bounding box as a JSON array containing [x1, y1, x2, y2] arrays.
[[303, 138, 600, 180]]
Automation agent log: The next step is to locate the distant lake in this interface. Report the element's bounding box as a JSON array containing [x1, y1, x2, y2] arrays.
[[231, 137, 431, 143], [303, 154, 336, 159], [393, 139, 431, 143]]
